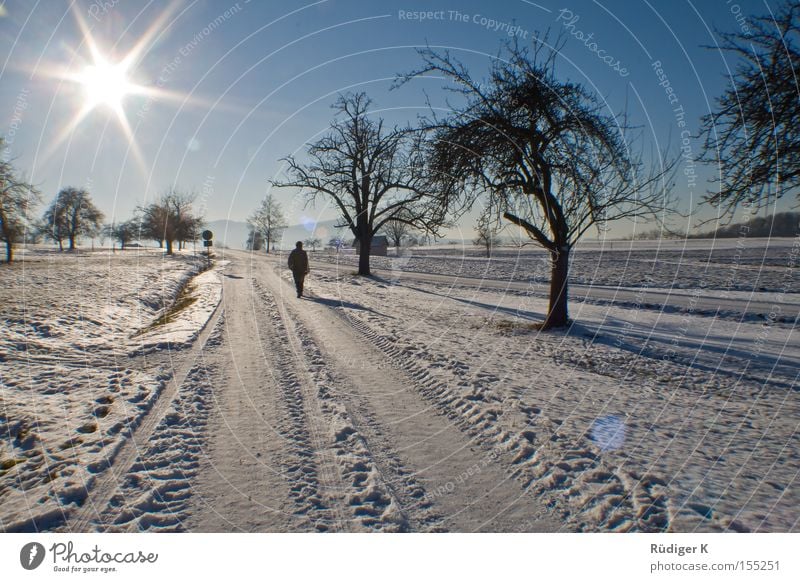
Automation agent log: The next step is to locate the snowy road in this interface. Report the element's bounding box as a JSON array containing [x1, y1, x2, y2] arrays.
[[63, 251, 559, 532], [187, 252, 559, 532]]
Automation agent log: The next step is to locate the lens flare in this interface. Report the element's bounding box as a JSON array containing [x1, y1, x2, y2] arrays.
[[590, 415, 626, 451], [301, 215, 318, 232]]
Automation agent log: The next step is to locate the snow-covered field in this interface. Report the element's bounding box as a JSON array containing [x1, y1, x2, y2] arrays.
[[0, 249, 221, 531], [0, 239, 797, 532], [319, 237, 799, 293]]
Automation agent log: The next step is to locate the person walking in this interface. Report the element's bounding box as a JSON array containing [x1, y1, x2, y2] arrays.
[[287, 241, 310, 298]]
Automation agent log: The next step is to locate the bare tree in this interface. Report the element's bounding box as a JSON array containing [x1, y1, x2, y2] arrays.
[[405, 40, 676, 328], [248, 194, 287, 254], [43, 204, 68, 250], [177, 213, 203, 251], [383, 218, 414, 248], [43, 187, 104, 251], [139, 188, 201, 255], [0, 146, 41, 263], [137, 203, 166, 249], [304, 236, 321, 252], [474, 209, 500, 258], [272, 92, 445, 276], [699, 1, 800, 215], [106, 220, 137, 250]]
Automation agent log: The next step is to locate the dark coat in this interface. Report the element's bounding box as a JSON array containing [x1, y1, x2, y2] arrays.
[[288, 248, 309, 274]]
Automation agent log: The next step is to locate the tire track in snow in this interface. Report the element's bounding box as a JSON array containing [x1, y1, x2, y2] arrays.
[[315, 387, 447, 533], [254, 280, 415, 531], [272, 292, 446, 531], [101, 337, 222, 531], [254, 283, 339, 531], [63, 299, 225, 532], [271, 265, 555, 532], [334, 309, 672, 532]]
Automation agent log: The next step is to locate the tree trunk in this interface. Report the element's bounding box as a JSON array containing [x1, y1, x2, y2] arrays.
[[5, 241, 12, 263], [166, 238, 173, 255], [358, 233, 372, 276], [58, 239, 63, 251], [69, 236, 76, 250], [544, 247, 570, 329]]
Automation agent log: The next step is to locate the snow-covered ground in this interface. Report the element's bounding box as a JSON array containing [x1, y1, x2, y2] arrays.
[[299, 262, 798, 531], [317, 237, 799, 293], [1, 240, 797, 532], [0, 248, 221, 531]]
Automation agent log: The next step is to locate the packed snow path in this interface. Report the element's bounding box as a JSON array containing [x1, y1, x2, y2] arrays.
[[60, 252, 559, 532], [187, 253, 560, 532]]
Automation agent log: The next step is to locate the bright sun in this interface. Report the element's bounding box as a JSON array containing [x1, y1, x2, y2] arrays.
[[38, 3, 189, 173], [79, 58, 132, 111]]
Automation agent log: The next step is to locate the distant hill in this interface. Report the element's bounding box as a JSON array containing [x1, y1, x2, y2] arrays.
[[205, 220, 250, 249], [699, 211, 800, 238], [279, 218, 343, 249], [628, 211, 800, 240], [204, 217, 346, 250], [204, 217, 475, 250]]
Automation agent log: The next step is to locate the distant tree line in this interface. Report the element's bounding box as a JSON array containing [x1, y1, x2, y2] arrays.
[[134, 188, 204, 254], [41, 187, 204, 254], [1, 145, 205, 263], [626, 212, 800, 240], [694, 212, 800, 239]]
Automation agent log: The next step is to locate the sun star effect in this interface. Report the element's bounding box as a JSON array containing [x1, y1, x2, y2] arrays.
[[79, 58, 133, 113]]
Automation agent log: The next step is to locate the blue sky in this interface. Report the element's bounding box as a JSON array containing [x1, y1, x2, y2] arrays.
[[0, 0, 790, 240]]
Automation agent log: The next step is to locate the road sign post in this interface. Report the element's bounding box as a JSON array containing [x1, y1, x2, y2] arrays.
[[202, 230, 213, 268]]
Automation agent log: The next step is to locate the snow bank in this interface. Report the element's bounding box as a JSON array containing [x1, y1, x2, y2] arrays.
[[132, 261, 225, 353]]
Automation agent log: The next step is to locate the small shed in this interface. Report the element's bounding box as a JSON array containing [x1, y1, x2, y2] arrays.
[[354, 235, 389, 257]]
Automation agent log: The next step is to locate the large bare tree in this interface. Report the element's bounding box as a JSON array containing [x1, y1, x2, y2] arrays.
[[0, 145, 40, 263], [699, 1, 800, 214], [272, 92, 445, 275], [248, 194, 287, 254], [404, 40, 676, 328], [43, 187, 104, 251]]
